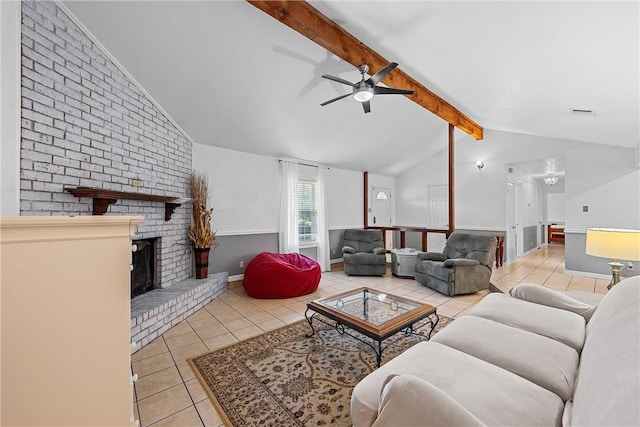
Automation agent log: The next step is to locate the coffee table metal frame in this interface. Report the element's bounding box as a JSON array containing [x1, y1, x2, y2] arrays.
[[305, 287, 439, 367]]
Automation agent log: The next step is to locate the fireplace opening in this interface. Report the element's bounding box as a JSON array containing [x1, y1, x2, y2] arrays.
[[131, 238, 158, 299]]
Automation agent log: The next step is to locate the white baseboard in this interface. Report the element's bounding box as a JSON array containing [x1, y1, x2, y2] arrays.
[[228, 274, 244, 282], [564, 269, 611, 280]]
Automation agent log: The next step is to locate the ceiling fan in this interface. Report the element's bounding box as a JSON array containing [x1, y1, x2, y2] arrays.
[[320, 62, 414, 113]]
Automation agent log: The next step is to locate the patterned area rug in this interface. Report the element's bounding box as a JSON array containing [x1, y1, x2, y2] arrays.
[[188, 315, 452, 426]]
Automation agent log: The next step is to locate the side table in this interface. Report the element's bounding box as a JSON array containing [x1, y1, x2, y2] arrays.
[[390, 248, 421, 278]]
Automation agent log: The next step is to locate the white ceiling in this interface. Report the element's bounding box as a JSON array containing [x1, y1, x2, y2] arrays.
[[62, 1, 639, 177]]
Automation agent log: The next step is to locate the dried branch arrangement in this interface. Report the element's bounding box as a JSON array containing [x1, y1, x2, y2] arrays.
[[189, 171, 218, 249]]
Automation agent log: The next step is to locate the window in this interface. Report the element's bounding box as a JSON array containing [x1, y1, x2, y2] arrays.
[[297, 179, 317, 243]]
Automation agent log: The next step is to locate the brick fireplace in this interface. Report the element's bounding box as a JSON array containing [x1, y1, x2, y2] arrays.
[[19, 1, 228, 350], [20, 0, 192, 289]]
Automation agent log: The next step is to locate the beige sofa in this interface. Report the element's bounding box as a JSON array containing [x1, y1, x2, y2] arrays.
[[351, 276, 639, 426]]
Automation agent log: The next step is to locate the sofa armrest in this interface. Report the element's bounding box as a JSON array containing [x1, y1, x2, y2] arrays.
[[372, 247, 386, 255], [509, 283, 598, 322], [342, 246, 355, 254], [443, 258, 480, 268], [417, 252, 447, 262], [372, 374, 485, 427]]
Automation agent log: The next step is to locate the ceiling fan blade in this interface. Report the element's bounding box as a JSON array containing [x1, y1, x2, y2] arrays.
[[321, 74, 356, 87], [366, 62, 398, 86], [374, 87, 415, 95], [362, 100, 371, 114], [320, 93, 352, 106]]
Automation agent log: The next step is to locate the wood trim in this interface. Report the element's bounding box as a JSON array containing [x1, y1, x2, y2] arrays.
[[247, 0, 483, 140], [65, 187, 183, 220], [367, 226, 448, 252], [448, 124, 455, 233]]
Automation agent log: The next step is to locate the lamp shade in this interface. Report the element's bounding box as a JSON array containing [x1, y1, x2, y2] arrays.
[[585, 228, 640, 261]]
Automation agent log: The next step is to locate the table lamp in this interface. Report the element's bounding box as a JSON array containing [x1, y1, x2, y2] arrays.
[[585, 228, 640, 289]]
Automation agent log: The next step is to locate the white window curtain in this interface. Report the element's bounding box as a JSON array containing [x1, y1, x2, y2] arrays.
[[279, 161, 299, 253], [316, 167, 331, 272]]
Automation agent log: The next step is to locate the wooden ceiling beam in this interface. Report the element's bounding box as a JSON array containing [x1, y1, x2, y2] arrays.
[[247, 0, 483, 140]]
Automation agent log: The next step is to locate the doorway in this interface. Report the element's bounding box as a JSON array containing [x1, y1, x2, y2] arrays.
[[505, 180, 517, 263], [427, 185, 448, 252]]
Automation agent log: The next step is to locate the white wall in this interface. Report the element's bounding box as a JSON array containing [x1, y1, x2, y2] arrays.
[[0, 1, 21, 216], [547, 193, 565, 223], [193, 144, 280, 235], [326, 168, 363, 229], [565, 145, 639, 231], [396, 149, 448, 227], [396, 128, 640, 275], [397, 129, 638, 233], [193, 143, 372, 235], [563, 153, 639, 275]]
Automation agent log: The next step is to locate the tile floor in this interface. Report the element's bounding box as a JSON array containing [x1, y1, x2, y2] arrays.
[[131, 243, 608, 426]]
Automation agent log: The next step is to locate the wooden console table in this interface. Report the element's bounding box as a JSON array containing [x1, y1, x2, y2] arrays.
[[548, 225, 565, 243], [65, 187, 183, 220]]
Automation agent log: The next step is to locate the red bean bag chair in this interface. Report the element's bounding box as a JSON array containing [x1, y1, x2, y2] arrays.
[[243, 252, 321, 299]]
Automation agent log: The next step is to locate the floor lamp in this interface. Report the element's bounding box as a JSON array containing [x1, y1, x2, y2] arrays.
[[585, 228, 640, 290]]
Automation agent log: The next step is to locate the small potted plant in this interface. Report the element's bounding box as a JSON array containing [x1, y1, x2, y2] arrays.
[[189, 171, 218, 279]]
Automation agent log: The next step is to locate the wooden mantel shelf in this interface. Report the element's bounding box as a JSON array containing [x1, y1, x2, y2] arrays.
[[65, 187, 183, 220]]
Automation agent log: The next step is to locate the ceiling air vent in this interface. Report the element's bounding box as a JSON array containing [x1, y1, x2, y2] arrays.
[[571, 108, 596, 116]]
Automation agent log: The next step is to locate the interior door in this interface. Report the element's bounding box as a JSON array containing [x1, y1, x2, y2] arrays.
[[427, 185, 448, 252], [505, 180, 517, 263], [371, 187, 391, 227]]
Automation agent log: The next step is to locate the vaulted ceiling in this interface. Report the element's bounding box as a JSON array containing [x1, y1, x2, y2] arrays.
[[62, 1, 639, 177]]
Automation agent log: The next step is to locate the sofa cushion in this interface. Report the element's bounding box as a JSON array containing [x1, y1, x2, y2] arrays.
[[570, 276, 640, 426], [415, 260, 453, 282], [343, 229, 384, 253], [466, 293, 586, 352], [373, 374, 484, 427], [563, 290, 604, 306], [442, 233, 497, 267], [343, 252, 386, 265], [509, 283, 598, 322], [431, 315, 579, 401], [443, 258, 480, 267], [351, 341, 564, 427]]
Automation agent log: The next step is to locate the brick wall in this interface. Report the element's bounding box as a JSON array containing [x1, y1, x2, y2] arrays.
[[20, 0, 192, 287]]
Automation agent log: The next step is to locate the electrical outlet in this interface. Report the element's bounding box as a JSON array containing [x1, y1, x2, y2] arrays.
[[332, 249, 336, 256], [627, 262, 634, 271], [239, 260, 244, 269]]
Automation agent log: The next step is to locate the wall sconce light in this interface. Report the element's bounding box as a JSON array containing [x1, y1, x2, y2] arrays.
[[476, 161, 485, 170], [544, 176, 559, 185]]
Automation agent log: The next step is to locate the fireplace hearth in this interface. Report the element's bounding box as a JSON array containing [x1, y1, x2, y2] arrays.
[[131, 238, 158, 299]]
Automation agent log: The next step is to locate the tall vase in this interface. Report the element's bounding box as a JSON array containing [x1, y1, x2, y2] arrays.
[[194, 247, 210, 279]]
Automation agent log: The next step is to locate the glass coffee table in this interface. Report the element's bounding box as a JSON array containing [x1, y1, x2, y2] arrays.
[[305, 287, 439, 367]]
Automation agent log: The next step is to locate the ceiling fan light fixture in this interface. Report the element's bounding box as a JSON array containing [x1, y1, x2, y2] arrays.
[[353, 87, 374, 103]]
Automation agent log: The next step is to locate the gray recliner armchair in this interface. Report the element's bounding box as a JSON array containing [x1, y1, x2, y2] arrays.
[[342, 229, 387, 276], [415, 232, 497, 296]]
